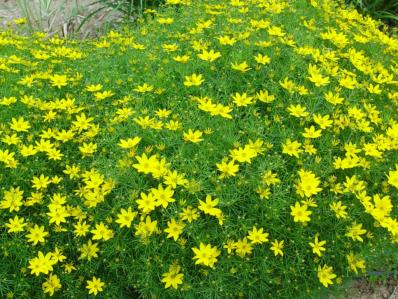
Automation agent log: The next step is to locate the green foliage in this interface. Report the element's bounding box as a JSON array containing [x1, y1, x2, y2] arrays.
[[346, 0, 398, 27], [0, 0, 398, 298]]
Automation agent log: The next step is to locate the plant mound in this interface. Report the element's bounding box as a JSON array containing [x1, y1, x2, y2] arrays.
[[0, 0, 398, 298]]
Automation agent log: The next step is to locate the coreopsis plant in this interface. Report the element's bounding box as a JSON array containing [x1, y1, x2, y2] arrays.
[[0, 0, 397, 297]]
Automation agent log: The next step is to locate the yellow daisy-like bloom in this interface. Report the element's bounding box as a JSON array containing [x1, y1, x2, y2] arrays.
[[26, 224, 49, 245], [231, 61, 251, 72], [28, 251, 56, 276], [161, 265, 184, 289], [270, 239, 284, 256], [309, 234, 326, 257], [317, 264, 336, 287], [42, 274, 62, 296], [86, 276, 105, 296], [192, 243, 220, 268], [290, 201, 312, 223], [184, 73, 204, 87], [183, 129, 203, 143]]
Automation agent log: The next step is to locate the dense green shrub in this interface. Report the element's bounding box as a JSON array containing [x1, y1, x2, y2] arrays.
[[0, 0, 398, 298]]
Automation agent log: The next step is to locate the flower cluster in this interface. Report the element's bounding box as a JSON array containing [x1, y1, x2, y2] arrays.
[[0, 0, 397, 297]]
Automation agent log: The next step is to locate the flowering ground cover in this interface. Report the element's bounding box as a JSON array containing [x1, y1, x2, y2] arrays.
[[1, 0, 398, 297]]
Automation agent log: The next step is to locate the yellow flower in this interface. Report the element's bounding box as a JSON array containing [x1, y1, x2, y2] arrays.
[[164, 170, 188, 188], [347, 252, 366, 274], [115, 207, 137, 228], [324, 91, 344, 105], [85, 84, 102, 92], [218, 35, 237, 45], [329, 201, 348, 219], [63, 164, 80, 179], [118, 137, 142, 149], [198, 49, 221, 62], [50, 74, 68, 88], [372, 194, 392, 219], [151, 184, 175, 208], [161, 265, 184, 289], [162, 43, 179, 52], [307, 64, 330, 87], [339, 75, 358, 89], [192, 243, 220, 268], [183, 129, 203, 143], [231, 92, 255, 107], [270, 239, 284, 256], [73, 221, 91, 237], [309, 234, 326, 257], [302, 126, 322, 139], [346, 223, 367, 242], [247, 227, 269, 244], [133, 153, 160, 175], [287, 104, 309, 118], [282, 139, 302, 158], [47, 205, 69, 225], [134, 216, 158, 238], [0, 186, 24, 212], [79, 240, 100, 260], [198, 195, 221, 216], [42, 274, 62, 296], [10, 117, 30, 132], [26, 224, 49, 245], [216, 159, 239, 178], [295, 169, 322, 198], [13, 17, 27, 24], [2, 133, 20, 145], [94, 90, 114, 100], [184, 73, 204, 87], [63, 263, 76, 273], [91, 222, 114, 241], [86, 277, 105, 296], [136, 192, 156, 213], [164, 218, 185, 241], [31, 174, 51, 190], [179, 206, 200, 223], [223, 240, 237, 254], [313, 114, 333, 129], [5, 215, 26, 233], [158, 17, 174, 24], [387, 166, 398, 189], [280, 77, 296, 93], [155, 108, 172, 118], [72, 113, 94, 132], [229, 146, 257, 163], [28, 251, 56, 276], [134, 83, 154, 93], [254, 53, 271, 65], [290, 201, 312, 223], [231, 61, 251, 72], [173, 55, 190, 63], [256, 89, 275, 103], [262, 170, 280, 185], [268, 25, 285, 37], [234, 238, 253, 257], [367, 83, 382, 94], [317, 264, 336, 287], [79, 142, 97, 156]]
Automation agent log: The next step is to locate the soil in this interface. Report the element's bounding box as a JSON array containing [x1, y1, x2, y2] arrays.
[[342, 277, 398, 299]]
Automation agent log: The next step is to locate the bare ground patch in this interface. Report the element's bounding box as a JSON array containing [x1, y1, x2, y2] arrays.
[[345, 277, 398, 299]]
